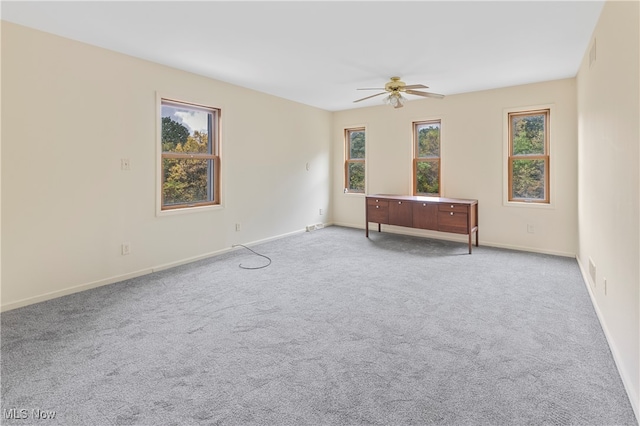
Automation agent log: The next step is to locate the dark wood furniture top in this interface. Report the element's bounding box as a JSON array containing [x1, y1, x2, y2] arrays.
[[366, 194, 479, 254]]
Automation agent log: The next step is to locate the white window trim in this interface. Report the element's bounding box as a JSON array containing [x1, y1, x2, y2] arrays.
[[502, 103, 555, 209], [343, 124, 368, 197], [155, 91, 225, 217]]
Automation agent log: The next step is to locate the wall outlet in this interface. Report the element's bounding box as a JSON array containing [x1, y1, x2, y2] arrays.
[[121, 242, 131, 255], [527, 224, 535, 234], [306, 225, 316, 232], [235, 223, 241, 232], [319, 208, 323, 215], [121, 158, 130, 170]]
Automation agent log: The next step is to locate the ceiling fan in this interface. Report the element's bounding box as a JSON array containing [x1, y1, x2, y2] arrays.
[[353, 76, 444, 108]]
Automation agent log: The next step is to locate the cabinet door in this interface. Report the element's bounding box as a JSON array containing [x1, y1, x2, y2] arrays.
[[389, 200, 413, 227], [413, 202, 438, 230], [367, 198, 389, 224]]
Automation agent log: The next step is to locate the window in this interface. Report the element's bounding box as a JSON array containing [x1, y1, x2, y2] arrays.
[[345, 128, 365, 193], [160, 99, 220, 210], [413, 120, 441, 196], [508, 109, 549, 203]]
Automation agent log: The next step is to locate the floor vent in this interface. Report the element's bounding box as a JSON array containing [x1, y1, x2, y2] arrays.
[[306, 223, 325, 232]]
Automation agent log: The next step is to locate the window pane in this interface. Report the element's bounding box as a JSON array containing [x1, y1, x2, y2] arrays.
[[415, 161, 439, 195], [347, 162, 365, 192], [512, 159, 546, 200], [511, 114, 545, 155], [416, 123, 440, 158], [349, 130, 365, 159], [161, 105, 212, 154], [162, 158, 213, 206]]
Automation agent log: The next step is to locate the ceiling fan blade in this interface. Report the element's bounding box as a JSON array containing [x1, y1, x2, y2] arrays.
[[353, 92, 387, 103], [406, 89, 445, 99], [357, 87, 385, 91], [403, 84, 429, 90]]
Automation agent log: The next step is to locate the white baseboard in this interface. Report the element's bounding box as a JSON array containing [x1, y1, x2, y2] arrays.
[[0, 268, 156, 312], [333, 221, 576, 258], [0, 226, 314, 313], [476, 240, 575, 258], [575, 257, 640, 423]]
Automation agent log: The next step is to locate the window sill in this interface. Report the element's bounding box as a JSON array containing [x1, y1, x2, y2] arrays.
[[157, 203, 224, 217], [503, 200, 554, 210]]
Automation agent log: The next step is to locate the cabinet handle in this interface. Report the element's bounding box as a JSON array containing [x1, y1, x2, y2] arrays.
[[398, 201, 402, 204], [376, 199, 379, 202], [450, 212, 454, 216], [451, 205, 454, 208], [376, 206, 379, 209], [423, 203, 426, 206]]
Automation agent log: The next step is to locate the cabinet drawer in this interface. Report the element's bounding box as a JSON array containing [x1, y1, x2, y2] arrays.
[[438, 211, 468, 234], [367, 198, 389, 207], [438, 203, 468, 213]]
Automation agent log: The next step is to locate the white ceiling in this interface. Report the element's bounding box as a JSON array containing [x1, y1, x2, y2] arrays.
[[2, 1, 605, 111]]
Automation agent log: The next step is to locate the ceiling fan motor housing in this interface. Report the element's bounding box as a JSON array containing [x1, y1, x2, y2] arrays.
[[385, 77, 405, 92]]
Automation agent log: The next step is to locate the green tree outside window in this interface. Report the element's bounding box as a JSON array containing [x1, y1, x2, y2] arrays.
[[508, 110, 549, 203], [345, 128, 365, 192], [414, 121, 441, 196], [160, 100, 219, 210]]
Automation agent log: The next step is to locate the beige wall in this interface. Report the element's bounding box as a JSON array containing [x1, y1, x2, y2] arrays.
[[1, 22, 332, 310], [576, 0, 639, 418], [332, 79, 578, 256]]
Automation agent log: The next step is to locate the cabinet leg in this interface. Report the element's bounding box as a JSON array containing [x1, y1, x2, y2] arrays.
[[468, 234, 472, 254], [378, 223, 381, 232]]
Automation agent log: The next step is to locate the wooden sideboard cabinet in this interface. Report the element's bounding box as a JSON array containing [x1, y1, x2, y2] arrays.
[[366, 194, 479, 254]]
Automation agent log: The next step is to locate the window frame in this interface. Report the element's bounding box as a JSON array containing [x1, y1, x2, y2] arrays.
[[507, 108, 550, 204], [157, 96, 221, 214], [344, 127, 366, 194], [412, 119, 442, 197]]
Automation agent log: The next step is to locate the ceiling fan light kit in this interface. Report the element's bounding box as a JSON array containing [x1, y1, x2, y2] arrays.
[[383, 92, 406, 108], [354, 76, 444, 108]]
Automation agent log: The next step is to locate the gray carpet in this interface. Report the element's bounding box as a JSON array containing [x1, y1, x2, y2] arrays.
[[1, 226, 636, 425]]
